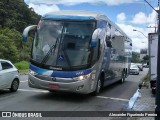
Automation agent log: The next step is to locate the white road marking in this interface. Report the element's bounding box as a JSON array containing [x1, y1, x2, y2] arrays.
[[96, 96, 129, 102], [17, 89, 129, 102], [128, 89, 141, 109], [18, 89, 49, 93], [20, 80, 28, 83]]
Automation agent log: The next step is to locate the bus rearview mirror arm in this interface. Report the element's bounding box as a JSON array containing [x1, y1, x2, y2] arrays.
[[22, 25, 37, 42], [91, 28, 102, 47]]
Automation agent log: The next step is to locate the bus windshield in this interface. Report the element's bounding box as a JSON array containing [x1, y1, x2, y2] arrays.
[[31, 20, 95, 70]]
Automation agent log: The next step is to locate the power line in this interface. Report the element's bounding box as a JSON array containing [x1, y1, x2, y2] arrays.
[[143, 0, 158, 33], [143, 0, 148, 28], [144, 0, 158, 13]]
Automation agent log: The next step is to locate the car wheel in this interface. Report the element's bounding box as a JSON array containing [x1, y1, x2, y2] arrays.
[[10, 79, 19, 92]]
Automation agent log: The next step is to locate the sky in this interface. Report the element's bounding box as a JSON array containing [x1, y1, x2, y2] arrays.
[[24, 0, 158, 52]]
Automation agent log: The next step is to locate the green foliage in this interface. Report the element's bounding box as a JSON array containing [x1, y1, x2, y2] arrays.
[[143, 55, 149, 62], [142, 73, 149, 88], [0, 29, 19, 62], [0, 28, 32, 63], [131, 52, 140, 63], [0, 0, 40, 32], [14, 61, 29, 70], [0, 0, 40, 63]]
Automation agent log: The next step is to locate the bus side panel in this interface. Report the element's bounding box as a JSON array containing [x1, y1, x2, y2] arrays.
[[124, 39, 132, 77]]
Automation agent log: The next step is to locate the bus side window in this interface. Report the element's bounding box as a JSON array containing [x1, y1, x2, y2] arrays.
[[92, 39, 100, 63]]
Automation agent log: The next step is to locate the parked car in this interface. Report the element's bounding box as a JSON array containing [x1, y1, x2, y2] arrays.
[[130, 64, 139, 75], [0, 59, 20, 92], [143, 63, 149, 68]]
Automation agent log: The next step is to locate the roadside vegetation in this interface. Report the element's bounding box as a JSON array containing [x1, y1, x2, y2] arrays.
[[139, 73, 150, 88], [14, 61, 29, 74], [0, 0, 40, 73]]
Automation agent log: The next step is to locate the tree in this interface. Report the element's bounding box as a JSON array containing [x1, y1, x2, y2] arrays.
[[0, 28, 32, 63], [0, 0, 40, 32], [0, 33, 19, 62], [143, 55, 149, 63], [0, 0, 40, 63], [131, 52, 140, 63]]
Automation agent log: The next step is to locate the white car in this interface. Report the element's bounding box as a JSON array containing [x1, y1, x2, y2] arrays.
[[0, 59, 20, 92], [130, 64, 139, 75]]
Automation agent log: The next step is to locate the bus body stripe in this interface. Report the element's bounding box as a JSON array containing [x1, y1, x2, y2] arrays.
[[29, 64, 92, 78]]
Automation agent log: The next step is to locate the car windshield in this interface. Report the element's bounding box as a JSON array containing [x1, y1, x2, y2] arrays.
[[131, 65, 138, 69], [31, 20, 95, 70]]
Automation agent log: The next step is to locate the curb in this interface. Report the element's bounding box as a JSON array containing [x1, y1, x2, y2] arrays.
[[20, 73, 28, 75], [128, 89, 141, 110]]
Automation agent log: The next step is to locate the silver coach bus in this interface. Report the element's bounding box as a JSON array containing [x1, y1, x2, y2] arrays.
[[22, 11, 132, 95]]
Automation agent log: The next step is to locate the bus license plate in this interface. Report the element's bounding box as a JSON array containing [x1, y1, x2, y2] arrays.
[[48, 84, 60, 89]]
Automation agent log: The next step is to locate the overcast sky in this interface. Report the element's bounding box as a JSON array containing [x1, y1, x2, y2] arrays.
[[24, 0, 158, 52]]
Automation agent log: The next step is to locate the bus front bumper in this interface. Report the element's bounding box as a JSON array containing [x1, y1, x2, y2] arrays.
[[28, 74, 94, 94]]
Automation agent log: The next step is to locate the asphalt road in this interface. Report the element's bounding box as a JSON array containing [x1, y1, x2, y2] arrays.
[[0, 68, 148, 119]]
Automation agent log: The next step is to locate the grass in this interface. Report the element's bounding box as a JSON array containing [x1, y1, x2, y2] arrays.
[[14, 61, 29, 74], [139, 73, 150, 88], [19, 69, 29, 74]]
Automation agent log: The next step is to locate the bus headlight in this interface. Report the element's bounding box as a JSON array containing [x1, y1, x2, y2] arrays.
[[29, 70, 37, 76], [73, 73, 91, 81]]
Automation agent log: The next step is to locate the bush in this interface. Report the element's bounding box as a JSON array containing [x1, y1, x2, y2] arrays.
[[14, 61, 29, 70], [139, 73, 149, 88]]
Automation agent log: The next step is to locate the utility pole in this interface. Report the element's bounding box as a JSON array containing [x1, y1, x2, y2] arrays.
[[155, 0, 160, 118], [144, 0, 160, 119], [147, 26, 157, 33]]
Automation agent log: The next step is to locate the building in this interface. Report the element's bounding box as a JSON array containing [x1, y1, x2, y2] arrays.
[[140, 48, 148, 61]]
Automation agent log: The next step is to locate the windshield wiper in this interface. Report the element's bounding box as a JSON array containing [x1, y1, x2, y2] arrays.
[[41, 38, 59, 64]]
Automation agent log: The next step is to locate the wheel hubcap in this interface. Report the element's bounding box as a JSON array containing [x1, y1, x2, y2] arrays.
[[122, 77, 124, 82], [122, 73, 125, 82], [97, 79, 101, 93], [13, 81, 18, 90]]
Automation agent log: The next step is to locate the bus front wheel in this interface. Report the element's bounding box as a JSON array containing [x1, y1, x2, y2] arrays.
[[120, 71, 125, 83], [92, 78, 102, 96]]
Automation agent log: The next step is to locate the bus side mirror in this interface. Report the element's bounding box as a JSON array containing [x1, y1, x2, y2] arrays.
[[91, 28, 102, 47], [22, 25, 37, 42]]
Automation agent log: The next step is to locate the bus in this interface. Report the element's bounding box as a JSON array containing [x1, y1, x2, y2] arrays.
[[22, 10, 132, 95]]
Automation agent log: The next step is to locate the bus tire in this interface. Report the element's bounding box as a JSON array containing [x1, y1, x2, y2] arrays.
[[49, 90, 55, 93], [125, 69, 128, 78], [119, 70, 125, 84], [92, 78, 102, 96]]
